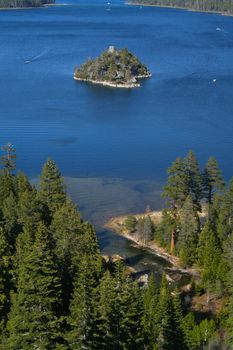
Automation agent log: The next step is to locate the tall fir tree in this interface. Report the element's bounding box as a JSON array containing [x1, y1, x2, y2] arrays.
[[154, 275, 178, 350], [92, 270, 117, 349], [2, 192, 20, 247], [0, 228, 11, 338], [223, 232, 233, 347], [7, 222, 66, 350], [203, 157, 225, 204], [177, 195, 200, 267], [184, 151, 203, 210], [197, 222, 228, 292], [163, 157, 190, 210], [142, 273, 159, 349], [216, 178, 233, 243], [67, 254, 99, 350], [50, 199, 83, 312], [39, 158, 66, 215], [0, 143, 16, 175]]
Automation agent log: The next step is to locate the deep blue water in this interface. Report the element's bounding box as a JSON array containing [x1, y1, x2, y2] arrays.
[[1, 0, 233, 180], [1, 0, 233, 274]]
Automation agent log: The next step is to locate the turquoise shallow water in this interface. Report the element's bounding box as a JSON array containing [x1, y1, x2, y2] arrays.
[[1, 0, 233, 274]]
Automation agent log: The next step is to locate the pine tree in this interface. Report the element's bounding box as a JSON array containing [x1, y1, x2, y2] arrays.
[[177, 196, 199, 267], [0, 143, 16, 175], [224, 232, 233, 346], [203, 157, 225, 204], [2, 192, 20, 247], [92, 270, 118, 349], [216, 179, 233, 243], [197, 222, 227, 292], [163, 157, 189, 210], [142, 273, 159, 349], [144, 216, 153, 244], [113, 261, 144, 350], [124, 215, 137, 233], [184, 151, 203, 210], [39, 158, 66, 215], [154, 275, 178, 350], [15, 171, 32, 195], [67, 254, 98, 350], [17, 187, 43, 231], [0, 228, 11, 336], [0, 173, 16, 208], [7, 222, 65, 350], [172, 291, 184, 349], [50, 199, 83, 312]]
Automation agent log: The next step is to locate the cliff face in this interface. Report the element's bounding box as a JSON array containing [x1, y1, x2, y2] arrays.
[[74, 47, 151, 88], [0, 0, 55, 8]]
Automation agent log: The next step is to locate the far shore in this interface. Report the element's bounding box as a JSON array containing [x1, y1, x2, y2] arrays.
[[74, 74, 152, 89], [105, 210, 201, 279], [127, 1, 233, 17], [0, 3, 63, 10]]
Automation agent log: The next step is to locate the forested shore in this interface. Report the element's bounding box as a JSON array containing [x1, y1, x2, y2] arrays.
[[128, 0, 233, 15], [0, 144, 233, 349], [0, 0, 54, 9]]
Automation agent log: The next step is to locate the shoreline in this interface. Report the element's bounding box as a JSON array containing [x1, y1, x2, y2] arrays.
[[105, 211, 200, 278], [127, 2, 233, 17], [0, 3, 62, 10], [74, 73, 151, 89]]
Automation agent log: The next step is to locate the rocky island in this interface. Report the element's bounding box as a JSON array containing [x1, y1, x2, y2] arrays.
[[74, 46, 151, 88], [0, 0, 54, 9]]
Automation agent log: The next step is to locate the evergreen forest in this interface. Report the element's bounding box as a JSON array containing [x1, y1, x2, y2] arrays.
[[0, 144, 233, 349], [129, 0, 233, 15], [0, 0, 54, 9]]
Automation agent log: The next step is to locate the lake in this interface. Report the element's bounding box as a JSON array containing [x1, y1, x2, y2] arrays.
[[1, 0, 233, 274]]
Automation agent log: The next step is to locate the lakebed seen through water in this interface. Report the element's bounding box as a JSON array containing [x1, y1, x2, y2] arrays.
[[1, 0, 233, 274]]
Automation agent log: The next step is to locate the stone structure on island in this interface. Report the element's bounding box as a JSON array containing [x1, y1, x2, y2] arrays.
[[74, 46, 151, 88]]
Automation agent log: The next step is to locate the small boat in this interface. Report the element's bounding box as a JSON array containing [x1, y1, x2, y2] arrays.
[[213, 79, 217, 83], [25, 60, 31, 64]]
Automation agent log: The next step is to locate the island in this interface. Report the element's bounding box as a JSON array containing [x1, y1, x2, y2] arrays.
[[128, 0, 233, 15], [74, 46, 151, 88], [0, 0, 55, 9]]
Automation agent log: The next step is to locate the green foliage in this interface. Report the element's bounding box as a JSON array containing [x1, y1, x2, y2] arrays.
[[39, 158, 66, 215], [129, 0, 233, 14], [182, 313, 216, 350], [203, 157, 225, 204], [154, 209, 174, 248], [0, 228, 11, 331], [0, 146, 232, 348], [0, 143, 16, 175], [67, 255, 98, 350], [7, 223, 66, 350], [197, 222, 228, 293], [177, 195, 199, 267], [74, 47, 150, 85], [0, 0, 55, 8], [124, 215, 137, 232], [163, 156, 190, 209]]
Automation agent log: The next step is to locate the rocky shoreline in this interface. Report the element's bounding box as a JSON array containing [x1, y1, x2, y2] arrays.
[[74, 73, 151, 88], [105, 211, 200, 280]]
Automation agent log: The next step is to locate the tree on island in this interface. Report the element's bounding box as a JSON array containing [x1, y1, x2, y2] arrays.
[[74, 47, 151, 88]]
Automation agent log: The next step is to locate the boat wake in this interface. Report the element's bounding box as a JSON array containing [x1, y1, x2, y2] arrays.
[[24, 50, 49, 64]]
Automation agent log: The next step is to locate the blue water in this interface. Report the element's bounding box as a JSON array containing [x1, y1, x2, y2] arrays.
[[1, 0, 233, 181], [1, 0, 233, 275]]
